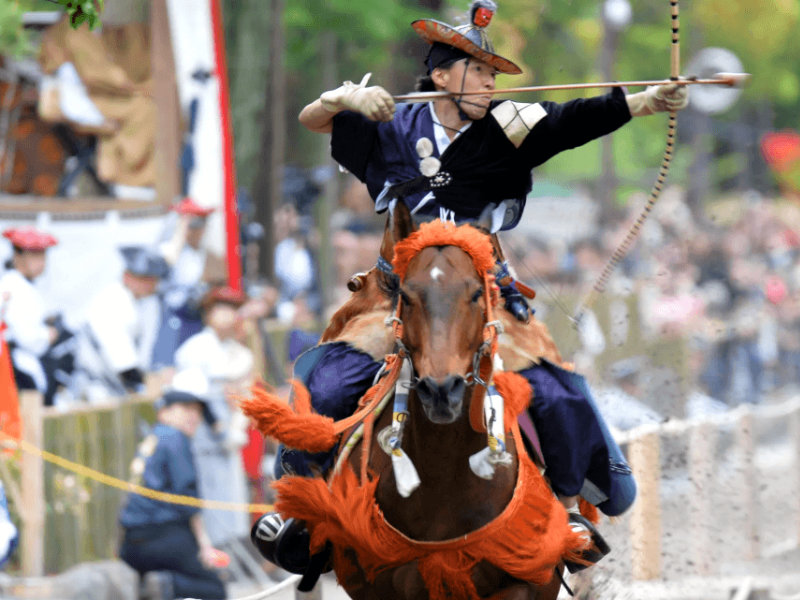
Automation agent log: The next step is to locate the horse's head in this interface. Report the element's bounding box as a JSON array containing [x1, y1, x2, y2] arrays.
[[391, 217, 497, 424]]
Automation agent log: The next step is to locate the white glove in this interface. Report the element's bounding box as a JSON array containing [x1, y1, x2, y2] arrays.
[[319, 73, 396, 122], [626, 81, 689, 117]]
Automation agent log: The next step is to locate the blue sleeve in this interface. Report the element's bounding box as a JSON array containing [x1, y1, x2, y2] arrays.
[[521, 87, 632, 169], [157, 432, 200, 518], [331, 111, 380, 182]]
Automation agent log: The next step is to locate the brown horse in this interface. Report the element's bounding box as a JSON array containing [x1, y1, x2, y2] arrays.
[[243, 212, 583, 599]]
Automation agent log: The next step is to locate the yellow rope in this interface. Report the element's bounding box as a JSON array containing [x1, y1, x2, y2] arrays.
[[0, 431, 273, 513]]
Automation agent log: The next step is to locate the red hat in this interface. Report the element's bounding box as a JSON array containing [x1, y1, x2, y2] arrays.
[[3, 227, 58, 251], [201, 285, 247, 310], [171, 197, 215, 217]]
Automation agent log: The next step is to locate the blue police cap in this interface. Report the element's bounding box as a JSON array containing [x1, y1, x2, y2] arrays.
[[155, 390, 216, 425], [119, 246, 170, 278]]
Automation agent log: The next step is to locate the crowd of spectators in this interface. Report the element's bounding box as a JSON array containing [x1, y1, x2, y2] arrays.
[[498, 185, 800, 423], [3, 163, 800, 595], [0, 191, 320, 599]]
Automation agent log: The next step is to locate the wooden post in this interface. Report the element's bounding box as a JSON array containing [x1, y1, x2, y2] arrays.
[[792, 408, 800, 549], [315, 31, 337, 311], [736, 409, 759, 561], [151, 0, 182, 205], [688, 421, 716, 574], [20, 390, 45, 577], [627, 427, 662, 580]]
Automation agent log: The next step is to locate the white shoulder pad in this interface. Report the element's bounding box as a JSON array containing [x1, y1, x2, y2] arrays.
[[491, 101, 548, 148]]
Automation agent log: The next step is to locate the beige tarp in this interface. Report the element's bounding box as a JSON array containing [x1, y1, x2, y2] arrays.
[[38, 18, 156, 188]]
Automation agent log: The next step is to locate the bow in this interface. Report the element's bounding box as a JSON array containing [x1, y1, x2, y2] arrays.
[[573, 0, 682, 323]]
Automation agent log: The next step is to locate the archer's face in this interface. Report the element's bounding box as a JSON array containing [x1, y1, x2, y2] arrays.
[[435, 58, 497, 120]]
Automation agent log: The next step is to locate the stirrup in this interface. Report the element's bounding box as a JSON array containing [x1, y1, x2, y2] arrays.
[[564, 513, 611, 573]]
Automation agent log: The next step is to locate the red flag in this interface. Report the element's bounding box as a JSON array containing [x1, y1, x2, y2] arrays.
[[0, 325, 21, 441]]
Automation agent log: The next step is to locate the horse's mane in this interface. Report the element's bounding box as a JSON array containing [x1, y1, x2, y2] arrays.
[[392, 221, 495, 280]]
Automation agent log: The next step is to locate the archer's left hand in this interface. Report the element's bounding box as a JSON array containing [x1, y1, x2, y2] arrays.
[[646, 81, 689, 112], [626, 81, 689, 116]]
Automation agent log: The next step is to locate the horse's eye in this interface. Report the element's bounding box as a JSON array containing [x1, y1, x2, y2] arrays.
[[470, 288, 484, 303]]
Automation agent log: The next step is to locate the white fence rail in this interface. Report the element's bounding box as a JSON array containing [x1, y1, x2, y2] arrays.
[[616, 396, 800, 583]]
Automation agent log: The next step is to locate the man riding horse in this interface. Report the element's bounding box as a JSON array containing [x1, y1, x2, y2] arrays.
[[252, 0, 688, 584]]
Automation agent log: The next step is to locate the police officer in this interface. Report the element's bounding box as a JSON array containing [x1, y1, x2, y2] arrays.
[[118, 368, 226, 600], [0, 227, 59, 397], [72, 245, 169, 403]]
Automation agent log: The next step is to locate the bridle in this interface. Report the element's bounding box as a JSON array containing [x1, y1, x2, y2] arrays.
[[384, 260, 503, 394]]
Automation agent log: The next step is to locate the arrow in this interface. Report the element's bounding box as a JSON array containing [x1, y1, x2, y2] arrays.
[[393, 72, 750, 103]]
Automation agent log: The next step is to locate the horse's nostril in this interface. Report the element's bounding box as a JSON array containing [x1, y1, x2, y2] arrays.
[[416, 376, 466, 408], [444, 376, 466, 405], [415, 378, 435, 405]]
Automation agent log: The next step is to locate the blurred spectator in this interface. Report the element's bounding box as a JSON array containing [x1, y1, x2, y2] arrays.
[[152, 197, 226, 369], [118, 369, 226, 600], [0, 227, 67, 403], [174, 286, 253, 548], [70, 246, 168, 403], [37, 16, 156, 195], [273, 202, 318, 321], [593, 356, 663, 431]]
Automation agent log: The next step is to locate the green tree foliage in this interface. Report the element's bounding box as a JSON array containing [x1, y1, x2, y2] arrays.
[[47, 0, 104, 31], [1, 0, 103, 58], [0, 0, 36, 57]]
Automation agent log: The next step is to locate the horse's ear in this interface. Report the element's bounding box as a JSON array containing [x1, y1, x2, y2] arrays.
[[391, 199, 418, 243], [379, 200, 418, 261]]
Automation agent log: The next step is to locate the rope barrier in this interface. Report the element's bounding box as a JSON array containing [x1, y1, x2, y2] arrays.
[[0, 430, 273, 513]]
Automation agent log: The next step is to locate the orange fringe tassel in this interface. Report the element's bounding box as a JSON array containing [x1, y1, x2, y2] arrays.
[[275, 445, 585, 599], [241, 354, 403, 454], [272, 375, 586, 600], [392, 221, 496, 281], [240, 381, 338, 453], [493, 371, 533, 426]]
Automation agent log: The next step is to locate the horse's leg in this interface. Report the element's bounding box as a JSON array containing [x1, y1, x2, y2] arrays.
[[369, 563, 427, 600], [484, 577, 561, 600]]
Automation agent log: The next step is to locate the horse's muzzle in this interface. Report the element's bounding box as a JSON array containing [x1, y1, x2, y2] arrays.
[[415, 375, 467, 423]]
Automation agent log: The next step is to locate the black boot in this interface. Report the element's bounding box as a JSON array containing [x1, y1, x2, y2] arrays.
[[564, 513, 611, 573], [251, 513, 310, 574], [251, 512, 331, 590]]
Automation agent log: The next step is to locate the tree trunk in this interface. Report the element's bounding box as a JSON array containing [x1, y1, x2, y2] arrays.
[[252, 0, 286, 281]]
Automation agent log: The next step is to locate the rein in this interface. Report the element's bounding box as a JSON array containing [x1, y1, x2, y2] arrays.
[[374, 222, 514, 492]]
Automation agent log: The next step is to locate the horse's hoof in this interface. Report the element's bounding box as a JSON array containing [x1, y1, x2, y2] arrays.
[[251, 513, 311, 574], [564, 513, 611, 573]]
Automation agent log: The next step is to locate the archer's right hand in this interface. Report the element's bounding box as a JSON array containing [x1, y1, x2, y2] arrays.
[[320, 73, 395, 122]]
